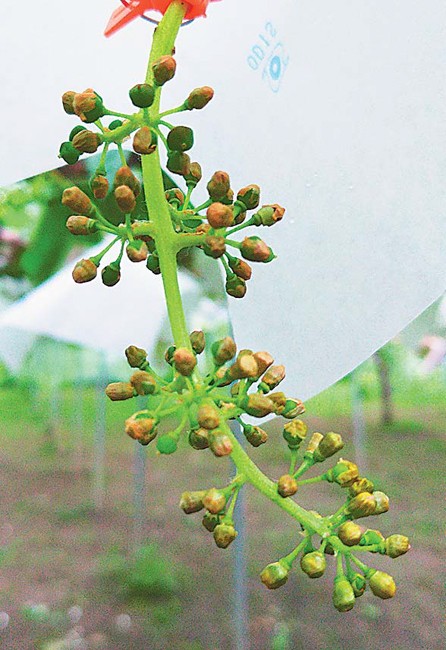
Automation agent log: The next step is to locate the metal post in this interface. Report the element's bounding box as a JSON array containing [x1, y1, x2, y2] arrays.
[[93, 351, 108, 510], [351, 368, 367, 472], [132, 396, 147, 553]]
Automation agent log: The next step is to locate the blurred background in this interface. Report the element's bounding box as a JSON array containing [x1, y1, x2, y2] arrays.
[[0, 163, 445, 650]]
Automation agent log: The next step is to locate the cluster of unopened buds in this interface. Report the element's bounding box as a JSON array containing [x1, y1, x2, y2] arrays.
[[60, 55, 281, 297]]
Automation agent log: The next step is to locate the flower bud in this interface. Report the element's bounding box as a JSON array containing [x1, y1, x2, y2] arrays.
[[327, 460, 359, 487], [203, 488, 227, 514], [349, 478, 374, 497], [126, 240, 148, 263], [243, 424, 268, 447], [300, 551, 326, 578], [384, 535, 410, 558], [190, 330, 205, 355], [72, 258, 97, 283], [359, 529, 384, 547], [101, 263, 121, 287], [260, 562, 289, 590], [228, 257, 252, 281], [213, 523, 237, 549], [260, 365, 286, 392], [240, 236, 274, 263], [62, 187, 93, 215], [125, 345, 147, 368], [337, 521, 363, 546], [226, 274, 246, 299], [277, 474, 298, 498], [197, 404, 220, 430], [152, 55, 176, 85], [167, 151, 191, 176], [333, 577, 356, 612], [283, 420, 307, 449], [114, 167, 141, 195], [167, 126, 194, 152], [212, 337, 236, 365], [173, 347, 197, 376], [186, 86, 214, 109], [73, 90, 104, 122], [115, 185, 136, 213], [202, 512, 220, 532], [66, 216, 98, 236], [305, 432, 324, 456], [209, 430, 233, 457], [368, 570, 396, 599], [241, 394, 275, 418], [62, 90, 76, 114], [206, 202, 234, 229], [253, 204, 285, 227], [164, 346, 176, 365], [251, 351, 274, 377], [129, 83, 155, 108], [108, 119, 123, 130], [207, 171, 231, 202], [347, 492, 377, 519], [69, 125, 87, 141], [165, 188, 185, 206], [133, 126, 157, 155], [282, 399, 305, 419], [372, 491, 390, 515], [188, 427, 210, 450], [130, 370, 157, 396], [180, 490, 207, 514], [237, 184, 261, 210], [91, 175, 109, 199], [124, 412, 157, 446], [269, 392, 287, 415], [146, 254, 161, 275], [105, 382, 135, 401], [59, 141, 80, 165], [203, 235, 226, 258], [313, 432, 344, 462], [349, 573, 366, 598], [72, 130, 102, 154], [156, 435, 178, 455], [184, 162, 202, 188]]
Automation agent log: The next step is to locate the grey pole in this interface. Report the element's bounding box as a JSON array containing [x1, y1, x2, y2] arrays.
[[351, 368, 367, 472], [132, 396, 147, 553], [93, 350, 108, 510]]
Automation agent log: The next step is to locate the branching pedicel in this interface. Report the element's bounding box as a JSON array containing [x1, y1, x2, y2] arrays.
[[59, 1, 409, 612]]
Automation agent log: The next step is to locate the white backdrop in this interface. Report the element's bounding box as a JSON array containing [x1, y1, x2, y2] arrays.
[[1, 1, 445, 398]]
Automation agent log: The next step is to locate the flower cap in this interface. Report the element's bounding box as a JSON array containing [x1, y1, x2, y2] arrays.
[[105, 1, 219, 37]]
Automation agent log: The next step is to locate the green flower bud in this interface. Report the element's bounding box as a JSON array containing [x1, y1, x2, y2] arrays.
[[190, 330, 205, 355], [72, 258, 97, 284], [349, 573, 366, 598], [300, 551, 326, 578], [226, 274, 246, 299], [252, 204, 285, 226], [62, 90, 76, 115], [101, 262, 121, 287], [368, 570, 396, 599], [114, 166, 141, 195], [72, 130, 102, 154], [260, 562, 289, 590], [115, 185, 136, 213], [333, 577, 356, 612], [212, 337, 237, 365], [156, 435, 178, 455], [240, 236, 274, 263], [167, 151, 191, 176], [202, 512, 220, 532], [62, 187, 93, 215], [237, 184, 261, 210], [130, 371, 157, 396], [129, 83, 155, 108], [124, 412, 157, 446], [188, 427, 210, 450], [197, 404, 220, 430], [349, 478, 374, 497], [152, 55, 176, 85], [91, 175, 109, 199], [125, 345, 147, 368], [359, 529, 384, 548], [384, 535, 410, 558], [203, 488, 227, 514], [173, 347, 197, 377], [277, 474, 298, 498], [59, 141, 80, 165], [282, 399, 305, 419], [108, 119, 123, 130], [69, 125, 87, 141], [327, 460, 360, 487], [207, 171, 231, 202], [133, 126, 157, 155], [186, 86, 214, 110], [180, 490, 207, 514], [203, 235, 226, 259], [241, 394, 275, 418], [283, 420, 307, 449], [146, 254, 161, 275], [228, 257, 252, 281], [206, 202, 234, 229], [167, 126, 194, 152], [213, 523, 237, 549], [164, 345, 176, 366], [347, 493, 377, 519], [372, 491, 390, 515], [184, 161, 203, 188], [165, 188, 185, 206], [66, 216, 98, 236], [337, 521, 363, 546], [260, 365, 286, 392], [105, 382, 135, 401], [243, 424, 268, 447], [209, 430, 233, 457], [313, 432, 344, 462]]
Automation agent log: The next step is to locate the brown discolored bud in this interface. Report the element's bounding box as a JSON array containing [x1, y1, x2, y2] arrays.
[[384, 535, 410, 558], [212, 337, 237, 365], [165, 188, 185, 206], [72, 258, 97, 284], [207, 171, 231, 202], [261, 365, 286, 392], [167, 151, 191, 176], [277, 474, 298, 498], [240, 236, 274, 263], [202, 512, 220, 532], [372, 491, 390, 515], [173, 347, 197, 376], [114, 166, 141, 196], [91, 175, 109, 199], [349, 478, 374, 497], [62, 90, 76, 114], [333, 578, 356, 612], [300, 551, 326, 578], [126, 240, 148, 263], [347, 492, 377, 519], [72, 130, 102, 154], [152, 55, 176, 85], [125, 345, 147, 368], [313, 432, 344, 462], [206, 202, 234, 229], [203, 235, 226, 259], [124, 412, 157, 445], [186, 86, 214, 110], [244, 425, 268, 447], [241, 394, 275, 418], [196, 223, 211, 235], [115, 185, 136, 213], [269, 392, 287, 415], [62, 187, 93, 215], [213, 523, 237, 549], [327, 460, 360, 487], [232, 352, 259, 379], [133, 126, 157, 155], [203, 488, 227, 514], [188, 427, 210, 450], [190, 330, 205, 355], [66, 216, 98, 236], [167, 125, 194, 152], [226, 274, 246, 299], [180, 490, 207, 514], [283, 420, 308, 449], [253, 351, 274, 376], [73, 89, 104, 122], [209, 430, 233, 457], [337, 521, 364, 546], [228, 257, 252, 281], [253, 204, 286, 226], [197, 404, 220, 430], [282, 398, 305, 419], [130, 371, 157, 396], [368, 570, 396, 599], [184, 162, 202, 187], [305, 432, 324, 454], [105, 382, 134, 401], [260, 562, 289, 590], [237, 184, 261, 211]]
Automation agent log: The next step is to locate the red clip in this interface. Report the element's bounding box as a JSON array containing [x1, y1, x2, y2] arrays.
[[105, 1, 217, 37]]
